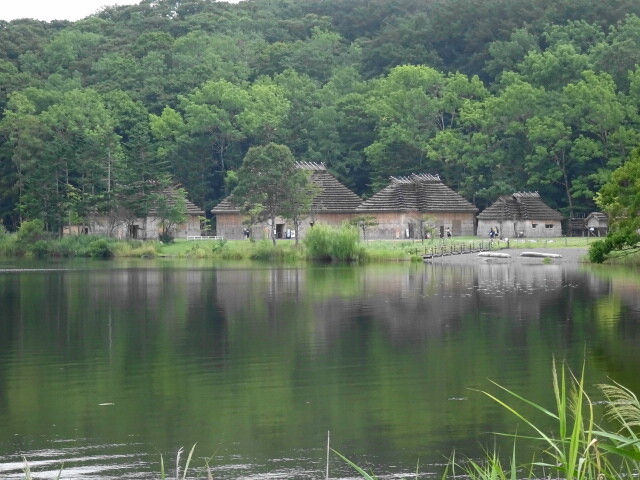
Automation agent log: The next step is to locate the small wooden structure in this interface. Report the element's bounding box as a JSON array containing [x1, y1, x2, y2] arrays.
[[355, 173, 478, 240], [477, 192, 563, 238], [585, 212, 608, 236], [212, 162, 362, 240]]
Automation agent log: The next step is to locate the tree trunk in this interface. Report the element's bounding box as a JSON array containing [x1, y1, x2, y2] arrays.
[[271, 214, 277, 246]]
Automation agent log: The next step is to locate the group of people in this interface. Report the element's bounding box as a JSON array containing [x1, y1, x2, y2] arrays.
[[489, 226, 500, 239]]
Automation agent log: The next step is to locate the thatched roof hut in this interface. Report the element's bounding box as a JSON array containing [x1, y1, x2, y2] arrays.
[[477, 192, 563, 238], [355, 173, 478, 239], [212, 162, 361, 239]]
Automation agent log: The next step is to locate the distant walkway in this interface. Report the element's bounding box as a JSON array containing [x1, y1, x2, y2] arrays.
[[423, 246, 589, 264], [418, 240, 508, 260]]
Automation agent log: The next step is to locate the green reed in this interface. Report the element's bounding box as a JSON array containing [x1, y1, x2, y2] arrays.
[[337, 359, 640, 480]]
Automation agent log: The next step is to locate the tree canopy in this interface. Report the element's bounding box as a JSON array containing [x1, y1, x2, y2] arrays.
[[3, 0, 640, 232]]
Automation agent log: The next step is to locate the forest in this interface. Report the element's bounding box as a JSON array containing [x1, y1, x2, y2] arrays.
[[2, 0, 640, 233]]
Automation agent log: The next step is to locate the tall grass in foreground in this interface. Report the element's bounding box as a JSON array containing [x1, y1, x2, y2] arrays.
[[337, 359, 640, 480], [16, 362, 640, 480]]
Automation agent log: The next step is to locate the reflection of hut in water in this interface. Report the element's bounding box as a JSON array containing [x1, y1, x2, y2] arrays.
[[477, 192, 563, 238], [209, 262, 619, 353]]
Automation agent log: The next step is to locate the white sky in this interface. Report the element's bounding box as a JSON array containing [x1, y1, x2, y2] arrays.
[[1, 1, 143, 22]]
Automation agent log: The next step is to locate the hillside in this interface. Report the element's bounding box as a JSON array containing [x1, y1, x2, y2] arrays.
[[1, 0, 640, 232]]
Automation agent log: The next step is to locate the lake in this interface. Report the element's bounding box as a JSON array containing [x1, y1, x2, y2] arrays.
[[1, 256, 639, 479]]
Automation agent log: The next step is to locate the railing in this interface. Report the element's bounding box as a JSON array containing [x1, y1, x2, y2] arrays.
[[411, 239, 509, 259], [187, 235, 223, 240]]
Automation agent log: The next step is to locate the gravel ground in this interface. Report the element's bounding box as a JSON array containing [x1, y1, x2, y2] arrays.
[[425, 247, 589, 265]]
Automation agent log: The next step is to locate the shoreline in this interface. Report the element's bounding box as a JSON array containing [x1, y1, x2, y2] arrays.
[[424, 247, 589, 265]]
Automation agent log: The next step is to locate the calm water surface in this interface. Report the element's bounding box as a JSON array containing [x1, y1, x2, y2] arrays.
[[0, 257, 639, 479]]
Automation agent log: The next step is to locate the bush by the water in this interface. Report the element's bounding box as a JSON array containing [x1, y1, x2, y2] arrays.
[[588, 228, 640, 263], [87, 238, 115, 258], [249, 240, 300, 261], [303, 224, 364, 261]]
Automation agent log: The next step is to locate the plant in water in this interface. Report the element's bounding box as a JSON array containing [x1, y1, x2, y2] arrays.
[[445, 444, 529, 480], [474, 360, 607, 480], [594, 381, 640, 473], [461, 359, 640, 480], [22, 457, 63, 480], [159, 444, 214, 480], [332, 449, 380, 480], [327, 362, 640, 480]]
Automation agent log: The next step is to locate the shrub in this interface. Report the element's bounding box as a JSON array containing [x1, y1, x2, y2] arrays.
[[211, 239, 228, 254], [30, 240, 50, 258], [303, 224, 364, 261], [87, 238, 115, 258], [588, 228, 640, 263], [331, 224, 362, 261], [303, 224, 333, 261], [53, 234, 96, 257], [17, 219, 47, 245], [158, 232, 174, 244], [588, 239, 607, 263]]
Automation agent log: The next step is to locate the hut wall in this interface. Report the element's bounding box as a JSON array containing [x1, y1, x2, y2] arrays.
[[64, 214, 201, 239], [216, 212, 355, 240], [365, 212, 475, 240], [477, 219, 562, 238], [215, 213, 246, 239]]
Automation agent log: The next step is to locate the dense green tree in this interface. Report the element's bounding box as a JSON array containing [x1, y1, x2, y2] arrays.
[[484, 28, 541, 80], [365, 65, 487, 189], [595, 148, 640, 233], [517, 44, 592, 91], [592, 15, 640, 91], [0, 92, 47, 227], [152, 182, 188, 243], [589, 148, 640, 262], [231, 143, 313, 245], [3, 0, 640, 229]]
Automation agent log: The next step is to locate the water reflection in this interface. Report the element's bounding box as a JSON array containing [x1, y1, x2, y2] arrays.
[[0, 260, 639, 479]]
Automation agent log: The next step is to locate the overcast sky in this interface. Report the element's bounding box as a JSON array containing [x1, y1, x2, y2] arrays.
[[1, 1, 142, 22]]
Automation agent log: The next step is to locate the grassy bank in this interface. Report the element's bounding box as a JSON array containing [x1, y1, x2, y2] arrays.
[[601, 246, 640, 266], [0, 230, 598, 262]]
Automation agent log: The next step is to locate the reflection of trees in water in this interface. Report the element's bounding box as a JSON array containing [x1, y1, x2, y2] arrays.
[[3, 262, 640, 476]]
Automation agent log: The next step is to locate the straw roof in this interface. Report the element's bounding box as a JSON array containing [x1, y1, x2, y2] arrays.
[[149, 187, 204, 216], [212, 162, 361, 213], [356, 173, 478, 213], [477, 192, 562, 221]]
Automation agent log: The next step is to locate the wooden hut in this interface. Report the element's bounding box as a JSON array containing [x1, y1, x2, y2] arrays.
[[477, 192, 563, 238], [585, 212, 608, 236], [64, 187, 204, 239], [212, 162, 362, 240], [355, 173, 478, 240]]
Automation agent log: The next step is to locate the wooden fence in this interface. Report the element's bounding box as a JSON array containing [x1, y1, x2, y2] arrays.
[[408, 240, 509, 260]]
